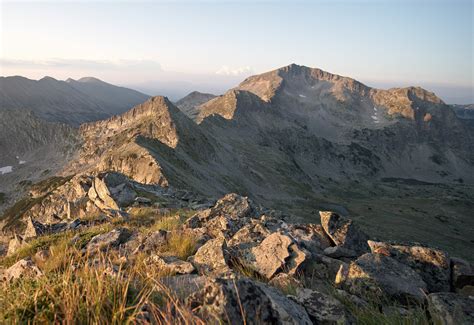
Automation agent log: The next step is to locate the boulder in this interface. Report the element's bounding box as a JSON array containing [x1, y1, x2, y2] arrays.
[[288, 224, 332, 256], [142, 230, 168, 252], [7, 235, 23, 256], [303, 254, 348, 282], [3, 258, 43, 282], [160, 274, 208, 299], [294, 288, 354, 324], [319, 211, 369, 255], [368, 241, 451, 293], [23, 217, 47, 239], [34, 249, 50, 262], [428, 292, 474, 325], [86, 228, 132, 253], [148, 255, 195, 274], [192, 237, 232, 277], [228, 220, 271, 250], [244, 232, 307, 279], [324, 246, 358, 259], [188, 277, 311, 324], [268, 273, 302, 293], [336, 253, 428, 304], [185, 193, 254, 238], [451, 257, 474, 293]]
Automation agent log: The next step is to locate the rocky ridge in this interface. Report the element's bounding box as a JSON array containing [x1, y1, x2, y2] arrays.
[[1, 175, 472, 323]]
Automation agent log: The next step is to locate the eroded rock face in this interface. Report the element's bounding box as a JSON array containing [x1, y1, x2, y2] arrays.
[[3, 258, 43, 282], [368, 241, 451, 292], [428, 292, 474, 325], [336, 253, 428, 303], [294, 288, 354, 324], [188, 277, 311, 325], [319, 211, 369, 255]]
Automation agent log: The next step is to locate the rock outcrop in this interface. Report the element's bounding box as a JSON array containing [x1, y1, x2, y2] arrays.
[[336, 253, 428, 303]]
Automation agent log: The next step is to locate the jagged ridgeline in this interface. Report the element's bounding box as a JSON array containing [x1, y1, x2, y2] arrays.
[[0, 64, 473, 323]]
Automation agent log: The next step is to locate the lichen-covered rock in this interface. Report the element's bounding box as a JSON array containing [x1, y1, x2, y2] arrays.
[[192, 237, 232, 277], [336, 253, 428, 304], [451, 257, 474, 293], [188, 277, 311, 324], [148, 255, 195, 274], [86, 228, 132, 253], [244, 232, 307, 279], [428, 292, 474, 325], [288, 224, 332, 256], [294, 288, 354, 324], [319, 211, 369, 255], [228, 220, 271, 250], [3, 258, 43, 282], [368, 241, 450, 292]]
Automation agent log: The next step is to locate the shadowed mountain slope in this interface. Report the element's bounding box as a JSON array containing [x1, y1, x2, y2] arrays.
[[0, 76, 149, 125]]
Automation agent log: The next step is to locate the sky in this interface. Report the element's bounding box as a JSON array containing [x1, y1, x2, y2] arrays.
[[0, 0, 473, 102]]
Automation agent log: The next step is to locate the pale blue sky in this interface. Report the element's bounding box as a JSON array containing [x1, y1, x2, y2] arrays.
[[1, 0, 473, 102]]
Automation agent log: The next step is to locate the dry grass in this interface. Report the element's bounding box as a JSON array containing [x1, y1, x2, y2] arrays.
[[161, 232, 197, 260], [0, 250, 204, 324]]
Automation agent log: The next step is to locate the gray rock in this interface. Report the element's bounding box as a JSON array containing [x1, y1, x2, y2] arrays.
[[86, 228, 132, 253], [368, 241, 451, 293], [324, 246, 358, 259], [294, 288, 354, 324], [3, 258, 43, 282], [451, 257, 474, 293], [7, 235, 23, 256], [244, 232, 307, 279], [34, 249, 50, 262], [428, 292, 474, 325], [23, 217, 47, 239], [288, 224, 332, 256], [319, 211, 369, 255], [148, 255, 195, 274], [192, 237, 232, 277], [336, 253, 428, 304], [142, 230, 168, 252], [188, 277, 311, 324], [160, 274, 208, 299]]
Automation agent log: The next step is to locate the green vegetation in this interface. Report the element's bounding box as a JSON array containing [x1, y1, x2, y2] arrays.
[[0, 192, 5, 204]]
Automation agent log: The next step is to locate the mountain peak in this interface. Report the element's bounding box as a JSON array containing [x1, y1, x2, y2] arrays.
[[77, 76, 105, 84]]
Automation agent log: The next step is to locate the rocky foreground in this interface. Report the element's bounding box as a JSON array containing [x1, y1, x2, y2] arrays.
[[0, 173, 473, 323]]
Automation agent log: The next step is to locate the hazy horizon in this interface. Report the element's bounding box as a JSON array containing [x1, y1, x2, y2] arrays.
[[1, 0, 473, 103]]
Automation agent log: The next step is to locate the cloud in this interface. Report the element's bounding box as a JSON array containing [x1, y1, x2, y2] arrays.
[[215, 65, 253, 76]]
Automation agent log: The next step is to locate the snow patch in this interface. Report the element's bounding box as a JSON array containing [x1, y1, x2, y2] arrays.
[[19, 160, 26, 165], [0, 166, 13, 175], [371, 115, 379, 121], [299, 94, 306, 98]]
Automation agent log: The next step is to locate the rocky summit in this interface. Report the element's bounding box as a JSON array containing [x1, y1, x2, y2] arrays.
[[0, 64, 473, 323]]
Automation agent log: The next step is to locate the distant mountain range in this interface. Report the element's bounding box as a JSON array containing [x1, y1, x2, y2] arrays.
[[1, 64, 473, 258], [0, 76, 150, 126]]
